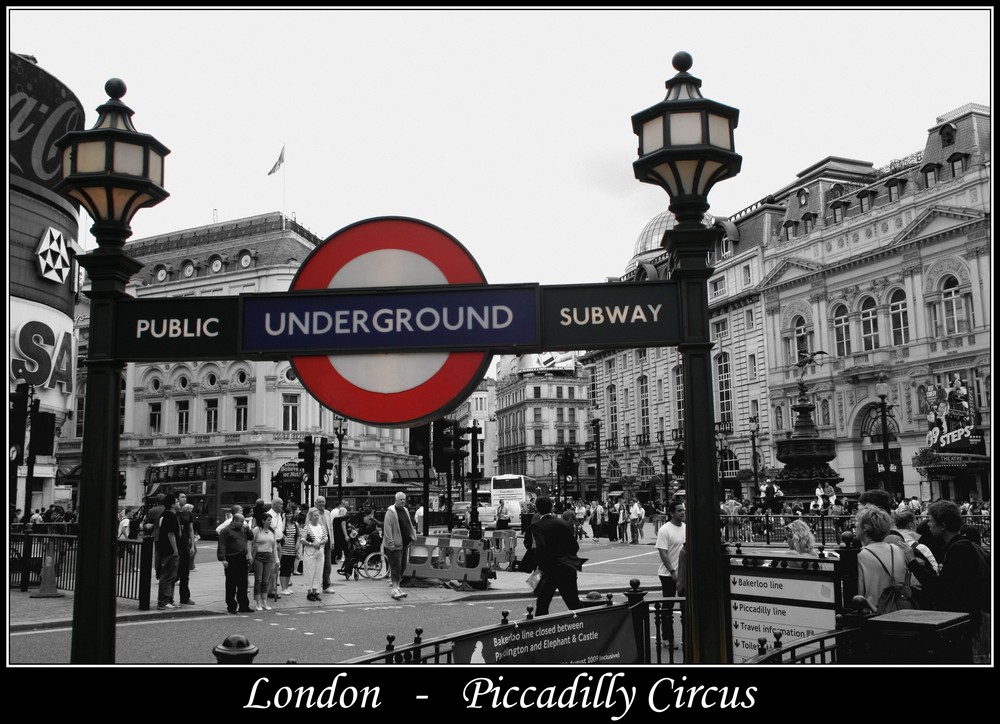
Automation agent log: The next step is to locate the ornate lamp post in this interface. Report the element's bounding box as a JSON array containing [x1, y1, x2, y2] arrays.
[[54, 79, 169, 663], [631, 52, 742, 663], [875, 375, 893, 493], [333, 415, 348, 503], [748, 415, 761, 502]]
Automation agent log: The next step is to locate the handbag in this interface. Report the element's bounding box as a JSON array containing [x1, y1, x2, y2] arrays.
[[526, 569, 542, 591]]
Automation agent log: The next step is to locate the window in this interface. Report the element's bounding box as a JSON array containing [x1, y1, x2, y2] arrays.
[[176, 400, 190, 435], [939, 123, 956, 146], [886, 179, 905, 202], [833, 305, 852, 357], [534, 429, 543, 446], [556, 408, 564, 423], [802, 215, 814, 234], [948, 153, 969, 178], [533, 386, 542, 399], [748, 354, 758, 381], [205, 398, 219, 433], [569, 429, 577, 445], [607, 385, 618, 441], [858, 191, 876, 213], [568, 408, 576, 423], [889, 289, 910, 345], [831, 200, 850, 223], [638, 375, 650, 438], [942, 275, 968, 334], [860, 297, 880, 351], [798, 189, 809, 206], [742, 264, 752, 287], [782, 221, 798, 241], [282, 394, 299, 431], [716, 353, 732, 423], [606, 358, 615, 374], [922, 163, 939, 189], [712, 318, 729, 341], [786, 315, 812, 365], [148, 402, 161, 434], [557, 429, 565, 445], [533, 408, 542, 423], [119, 376, 127, 435], [673, 366, 684, 431], [745, 309, 755, 329], [721, 235, 732, 259], [556, 386, 563, 399], [710, 278, 727, 298], [75, 396, 85, 438], [568, 387, 575, 399], [235, 396, 249, 432]]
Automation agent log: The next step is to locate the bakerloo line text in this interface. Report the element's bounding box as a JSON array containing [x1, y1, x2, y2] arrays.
[[262, 306, 514, 336]]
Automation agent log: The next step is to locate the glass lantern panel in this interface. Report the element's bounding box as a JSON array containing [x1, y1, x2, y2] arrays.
[[695, 160, 724, 195], [113, 142, 146, 177], [75, 140, 108, 174], [673, 159, 700, 195], [669, 112, 703, 146], [149, 152, 164, 187], [708, 114, 732, 150], [651, 162, 678, 197], [641, 116, 663, 155]]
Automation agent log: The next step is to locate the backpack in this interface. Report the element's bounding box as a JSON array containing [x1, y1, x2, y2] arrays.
[[866, 547, 917, 615], [906, 541, 938, 589], [954, 538, 990, 613]]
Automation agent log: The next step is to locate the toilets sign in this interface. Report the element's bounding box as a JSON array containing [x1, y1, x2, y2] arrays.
[[112, 217, 683, 423]]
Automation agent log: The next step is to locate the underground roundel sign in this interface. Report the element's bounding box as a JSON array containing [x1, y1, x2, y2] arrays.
[[290, 217, 492, 427]]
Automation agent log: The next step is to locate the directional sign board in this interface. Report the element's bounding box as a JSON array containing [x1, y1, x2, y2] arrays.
[[728, 553, 840, 663], [288, 217, 495, 427], [115, 297, 240, 361]]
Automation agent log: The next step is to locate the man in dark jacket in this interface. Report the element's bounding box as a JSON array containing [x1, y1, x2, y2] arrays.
[[531, 496, 585, 616]]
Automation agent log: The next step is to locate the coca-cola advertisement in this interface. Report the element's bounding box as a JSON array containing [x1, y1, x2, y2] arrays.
[[9, 52, 84, 189]]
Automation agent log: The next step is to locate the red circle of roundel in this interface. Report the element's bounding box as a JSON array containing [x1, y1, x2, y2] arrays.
[[290, 217, 491, 427]]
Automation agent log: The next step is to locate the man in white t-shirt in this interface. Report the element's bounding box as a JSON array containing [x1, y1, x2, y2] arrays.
[[655, 500, 686, 601], [415, 505, 425, 535]]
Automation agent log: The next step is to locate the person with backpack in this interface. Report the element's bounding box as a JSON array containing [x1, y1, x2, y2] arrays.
[[854, 505, 914, 615], [892, 509, 939, 608], [927, 500, 990, 663]]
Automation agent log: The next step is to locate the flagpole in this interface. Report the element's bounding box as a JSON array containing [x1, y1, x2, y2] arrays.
[[282, 143, 286, 231]]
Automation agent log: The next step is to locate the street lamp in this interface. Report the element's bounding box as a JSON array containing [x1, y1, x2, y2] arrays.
[[632, 52, 742, 663], [54, 78, 169, 664], [748, 415, 761, 502], [875, 375, 893, 494], [591, 411, 603, 501], [333, 415, 348, 504]]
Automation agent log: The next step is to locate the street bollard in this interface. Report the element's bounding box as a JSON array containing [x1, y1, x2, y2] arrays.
[[30, 539, 65, 598], [212, 634, 259, 664]]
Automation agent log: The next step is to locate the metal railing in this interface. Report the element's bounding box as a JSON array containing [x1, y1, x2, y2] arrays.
[[10, 531, 154, 609], [342, 581, 685, 665]]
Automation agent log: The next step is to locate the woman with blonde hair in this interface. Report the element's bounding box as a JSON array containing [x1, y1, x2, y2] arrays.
[[784, 519, 817, 555], [855, 505, 911, 613], [299, 507, 328, 602]]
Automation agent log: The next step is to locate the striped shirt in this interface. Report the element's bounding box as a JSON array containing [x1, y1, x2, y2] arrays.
[[280, 518, 299, 557]]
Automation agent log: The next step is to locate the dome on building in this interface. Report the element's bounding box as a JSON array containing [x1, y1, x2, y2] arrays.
[[624, 210, 714, 276]]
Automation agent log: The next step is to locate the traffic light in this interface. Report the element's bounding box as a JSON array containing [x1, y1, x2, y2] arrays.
[[671, 446, 686, 478], [318, 436, 334, 483], [409, 424, 431, 457], [563, 447, 577, 478], [663, 452, 670, 476], [452, 423, 472, 476], [297, 435, 315, 481], [432, 418, 450, 471], [118, 472, 127, 499]]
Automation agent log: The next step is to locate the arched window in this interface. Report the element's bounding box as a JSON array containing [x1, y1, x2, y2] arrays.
[[785, 315, 813, 365], [889, 289, 910, 345], [860, 297, 880, 351], [941, 275, 969, 335], [833, 304, 852, 357]]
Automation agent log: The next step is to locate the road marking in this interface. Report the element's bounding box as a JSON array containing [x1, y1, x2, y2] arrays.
[[583, 550, 657, 566]]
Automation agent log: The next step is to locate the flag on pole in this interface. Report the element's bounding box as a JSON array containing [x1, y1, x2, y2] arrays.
[[267, 145, 285, 176]]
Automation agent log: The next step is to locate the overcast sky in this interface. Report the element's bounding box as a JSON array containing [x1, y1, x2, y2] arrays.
[[8, 7, 993, 287]]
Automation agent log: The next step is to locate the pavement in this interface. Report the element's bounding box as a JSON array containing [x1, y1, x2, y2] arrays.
[[9, 526, 663, 632]]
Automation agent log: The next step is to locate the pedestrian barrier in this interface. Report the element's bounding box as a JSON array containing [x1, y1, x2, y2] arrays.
[[477, 529, 518, 571], [404, 534, 497, 591]]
